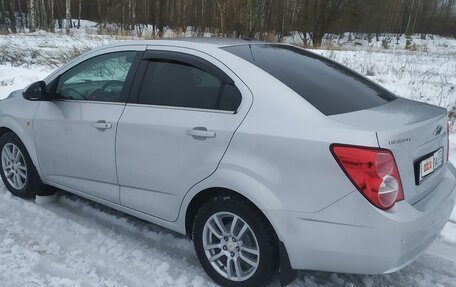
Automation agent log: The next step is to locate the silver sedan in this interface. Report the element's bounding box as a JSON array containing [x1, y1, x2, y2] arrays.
[[0, 39, 455, 287]]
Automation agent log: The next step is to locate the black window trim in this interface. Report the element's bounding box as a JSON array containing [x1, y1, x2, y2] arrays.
[[142, 50, 234, 85], [128, 50, 241, 114], [126, 103, 236, 114]]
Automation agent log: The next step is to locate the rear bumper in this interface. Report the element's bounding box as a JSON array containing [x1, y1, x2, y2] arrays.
[[268, 163, 456, 274]]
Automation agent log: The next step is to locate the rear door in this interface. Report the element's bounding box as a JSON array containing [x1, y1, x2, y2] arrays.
[[116, 47, 252, 221]]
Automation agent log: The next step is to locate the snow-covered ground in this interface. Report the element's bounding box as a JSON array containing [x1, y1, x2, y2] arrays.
[[0, 65, 50, 97], [1, 178, 456, 287], [441, 134, 456, 247], [0, 30, 456, 286]]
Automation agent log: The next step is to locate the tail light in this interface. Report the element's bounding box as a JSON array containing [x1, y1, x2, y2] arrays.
[[330, 144, 404, 210]]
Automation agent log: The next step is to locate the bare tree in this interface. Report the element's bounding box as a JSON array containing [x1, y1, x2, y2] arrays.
[[129, 0, 136, 30], [8, 0, 17, 33], [0, 0, 6, 31], [0, 0, 17, 33], [29, 0, 36, 32], [215, 0, 225, 36], [16, 0, 25, 31], [65, 0, 71, 34], [5, 0, 456, 38], [310, 0, 345, 47], [78, 0, 81, 29], [49, 0, 54, 32]]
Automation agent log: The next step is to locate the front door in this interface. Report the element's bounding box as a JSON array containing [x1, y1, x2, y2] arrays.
[[34, 51, 140, 203], [116, 48, 252, 221]]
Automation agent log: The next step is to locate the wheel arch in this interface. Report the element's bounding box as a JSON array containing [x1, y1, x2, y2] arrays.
[[180, 167, 286, 237], [0, 124, 42, 180], [0, 126, 14, 140], [184, 187, 266, 237]]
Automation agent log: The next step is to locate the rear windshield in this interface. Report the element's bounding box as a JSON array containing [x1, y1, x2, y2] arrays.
[[222, 44, 396, 115]]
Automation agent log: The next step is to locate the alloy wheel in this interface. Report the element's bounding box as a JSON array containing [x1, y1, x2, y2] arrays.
[[1, 143, 27, 190], [202, 212, 260, 281]]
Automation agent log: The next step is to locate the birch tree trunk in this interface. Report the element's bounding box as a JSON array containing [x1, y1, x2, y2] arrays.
[[17, 0, 25, 31], [78, 0, 81, 29], [215, 0, 225, 36], [9, 0, 17, 33], [0, 0, 5, 32], [106, 0, 111, 26], [132, 0, 136, 30], [49, 0, 54, 32], [144, 0, 149, 25], [412, 0, 421, 34], [97, 0, 102, 26], [128, 0, 132, 31], [248, 0, 252, 33], [39, 0, 44, 29], [29, 0, 36, 32], [405, 0, 416, 34], [280, 0, 286, 40], [65, 0, 71, 34], [128, 0, 132, 30], [121, 2, 125, 31]]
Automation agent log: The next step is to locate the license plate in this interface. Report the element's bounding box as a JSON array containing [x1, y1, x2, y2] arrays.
[[419, 147, 443, 182]]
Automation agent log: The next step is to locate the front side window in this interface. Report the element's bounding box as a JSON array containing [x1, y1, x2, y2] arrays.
[[138, 60, 241, 112], [56, 51, 136, 102]]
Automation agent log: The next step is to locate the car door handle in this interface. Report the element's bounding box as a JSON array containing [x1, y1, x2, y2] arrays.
[[92, 120, 112, 130], [186, 127, 216, 140]]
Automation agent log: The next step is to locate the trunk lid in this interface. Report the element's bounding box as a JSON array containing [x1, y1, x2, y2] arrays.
[[330, 98, 448, 204]]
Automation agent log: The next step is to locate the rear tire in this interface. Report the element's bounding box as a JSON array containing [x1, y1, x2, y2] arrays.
[[0, 132, 53, 198], [193, 194, 278, 287]]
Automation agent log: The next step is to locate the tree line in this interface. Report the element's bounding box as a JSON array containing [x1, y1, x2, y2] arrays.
[[1, 0, 455, 47]]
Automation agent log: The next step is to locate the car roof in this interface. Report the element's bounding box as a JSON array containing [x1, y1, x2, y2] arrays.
[[96, 37, 267, 50], [169, 37, 265, 46]]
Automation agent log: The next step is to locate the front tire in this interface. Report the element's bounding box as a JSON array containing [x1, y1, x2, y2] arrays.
[[0, 132, 51, 197], [193, 194, 278, 287]]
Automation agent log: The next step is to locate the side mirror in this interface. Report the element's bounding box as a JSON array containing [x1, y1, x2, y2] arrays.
[[23, 81, 47, 101]]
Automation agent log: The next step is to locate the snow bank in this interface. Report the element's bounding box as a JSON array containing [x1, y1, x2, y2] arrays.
[[0, 31, 115, 68], [0, 65, 50, 97], [440, 134, 456, 246], [441, 222, 456, 245], [284, 33, 456, 54]]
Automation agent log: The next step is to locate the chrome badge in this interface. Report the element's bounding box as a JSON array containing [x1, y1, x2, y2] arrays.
[[434, 125, 443, 136]]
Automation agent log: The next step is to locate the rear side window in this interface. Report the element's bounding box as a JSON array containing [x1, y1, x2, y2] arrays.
[[138, 60, 241, 112], [223, 45, 395, 115]]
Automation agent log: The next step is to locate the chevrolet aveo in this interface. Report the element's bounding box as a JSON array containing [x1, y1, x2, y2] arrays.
[[0, 38, 455, 287]]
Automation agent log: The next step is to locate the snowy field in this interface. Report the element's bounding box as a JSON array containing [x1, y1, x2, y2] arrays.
[[0, 29, 456, 286]]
